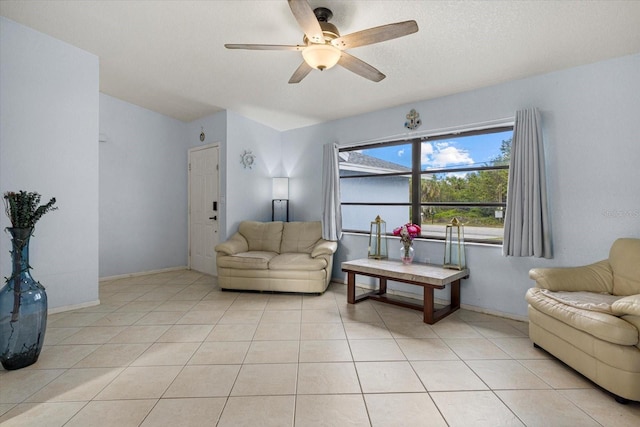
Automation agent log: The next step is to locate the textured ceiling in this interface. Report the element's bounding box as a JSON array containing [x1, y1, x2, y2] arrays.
[[2, 0, 639, 131]]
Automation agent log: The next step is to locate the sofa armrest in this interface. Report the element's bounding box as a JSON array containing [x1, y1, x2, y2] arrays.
[[215, 233, 249, 255], [612, 295, 640, 316], [529, 260, 613, 293], [311, 240, 338, 258]]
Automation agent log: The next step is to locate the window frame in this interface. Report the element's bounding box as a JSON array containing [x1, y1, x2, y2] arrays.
[[339, 125, 513, 244]]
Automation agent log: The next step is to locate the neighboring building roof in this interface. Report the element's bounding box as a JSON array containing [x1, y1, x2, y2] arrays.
[[339, 151, 410, 174]]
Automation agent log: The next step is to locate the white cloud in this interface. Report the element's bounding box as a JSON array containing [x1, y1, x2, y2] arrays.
[[421, 141, 474, 169], [397, 148, 405, 157], [420, 142, 434, 164], [432, 146, 473, 167]]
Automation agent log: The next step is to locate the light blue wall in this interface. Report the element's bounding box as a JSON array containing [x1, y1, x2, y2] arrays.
[[187, 110, 283, 240], [0, 18, 100, 310], [99, 94, 189, 277], [283, 53, 640, 318], [5, 14, 637, 319], [187, 110, 228, 239], [100, 103, 282, 277], [223, 111, 283, 237]]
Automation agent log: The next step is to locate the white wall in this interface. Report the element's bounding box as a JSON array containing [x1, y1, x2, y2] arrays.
[[99, 94, 189, 277], [0, 18, 100, 310], [283, 53, 640, 319]]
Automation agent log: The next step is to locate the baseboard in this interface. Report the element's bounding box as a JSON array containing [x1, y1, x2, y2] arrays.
[[331, 277, 528, 323], [99, 266, 189, 282], [49, 299, 100, 315]]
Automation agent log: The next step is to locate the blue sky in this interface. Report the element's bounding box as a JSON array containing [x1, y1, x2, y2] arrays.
[[363, 130, 512, 170]]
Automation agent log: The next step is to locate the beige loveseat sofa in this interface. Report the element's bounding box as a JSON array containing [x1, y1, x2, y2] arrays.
[[526, 238, 640, 403], [215, 221, 338, 294]]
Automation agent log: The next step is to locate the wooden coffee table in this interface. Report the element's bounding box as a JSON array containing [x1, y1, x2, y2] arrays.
[[342, 258, 469, 324]]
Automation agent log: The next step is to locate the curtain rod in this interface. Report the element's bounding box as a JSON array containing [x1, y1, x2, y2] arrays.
[[336, 116, 515, 149]]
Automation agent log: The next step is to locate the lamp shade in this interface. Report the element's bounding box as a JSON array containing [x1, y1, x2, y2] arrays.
[[272, 177, 289, 200], [302, 44, 341, 71]]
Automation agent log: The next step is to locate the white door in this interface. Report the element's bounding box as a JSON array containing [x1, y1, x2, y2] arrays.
[[188, 145, 219, 275]]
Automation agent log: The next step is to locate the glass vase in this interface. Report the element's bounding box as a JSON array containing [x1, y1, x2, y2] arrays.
[[0, 227, 48, 370], [400, 243, 415, 265]]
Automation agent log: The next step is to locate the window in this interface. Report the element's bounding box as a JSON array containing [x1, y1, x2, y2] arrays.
[[339, 126, 513, 244]]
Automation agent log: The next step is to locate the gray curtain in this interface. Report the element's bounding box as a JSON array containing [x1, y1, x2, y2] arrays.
[[503, 108, 552, 258], [321, 142, 342, 241]]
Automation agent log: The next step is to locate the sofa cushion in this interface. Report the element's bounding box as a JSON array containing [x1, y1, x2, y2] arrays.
[[526, 288, 638, 346], [311, 240, 338, 258], [214, 233, 249, 255], [268, 253, 328, 271], [537, 289, 623, 315], [217, 251, 277, 270], [280, 221, 322, 254], [239, 221, 284, 253], [620, 315, 640, 350], [529, 261, 613, 293], [610, 238, 640, 296], [612, 295, 640, 317]]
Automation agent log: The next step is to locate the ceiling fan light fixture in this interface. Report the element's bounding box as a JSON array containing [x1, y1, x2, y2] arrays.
[[225, 1, 418, 83], [302, 44, 341, 71]]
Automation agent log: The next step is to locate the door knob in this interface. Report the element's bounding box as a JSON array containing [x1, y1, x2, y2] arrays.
[[209, 216, 217, 220]]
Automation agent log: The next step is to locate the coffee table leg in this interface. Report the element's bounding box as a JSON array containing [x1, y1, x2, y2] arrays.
[[347, 272, 356, 304], [423, 287, 434, 324], [378, 277, 387, 295], [451, 279, 461, 309]]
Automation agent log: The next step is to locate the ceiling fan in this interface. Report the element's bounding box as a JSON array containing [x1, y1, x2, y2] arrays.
[[225, 0, 419, 84]]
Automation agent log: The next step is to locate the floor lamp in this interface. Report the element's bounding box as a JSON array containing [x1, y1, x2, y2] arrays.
[[272, 177, 289, 221]]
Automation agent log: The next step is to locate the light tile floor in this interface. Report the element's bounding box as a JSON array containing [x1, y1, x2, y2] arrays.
[[1, 269, 639, 426]]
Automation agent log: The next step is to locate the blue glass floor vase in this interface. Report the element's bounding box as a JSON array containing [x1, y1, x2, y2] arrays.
[[0, 227, 48, 370]]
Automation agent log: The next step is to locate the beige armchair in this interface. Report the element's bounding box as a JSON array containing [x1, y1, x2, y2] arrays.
[[526, 238, 640, 403]]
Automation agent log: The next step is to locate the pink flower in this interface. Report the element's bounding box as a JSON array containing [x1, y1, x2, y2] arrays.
[[406, 224, 421, 237], [392, 223, 421, 240]]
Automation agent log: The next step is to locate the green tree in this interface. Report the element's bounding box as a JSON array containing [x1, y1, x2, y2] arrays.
[[494, 138, 512, 165], [420, 175, 440, 223], [420, 138, 512, 226]]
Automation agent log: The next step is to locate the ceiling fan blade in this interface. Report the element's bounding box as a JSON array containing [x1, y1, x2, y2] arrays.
[[225, 44, 303, 51], [288, 62, 313, 84], [287, 0, 324, 44], [332, 20, 418, 50], [338, 52, 385, 82]]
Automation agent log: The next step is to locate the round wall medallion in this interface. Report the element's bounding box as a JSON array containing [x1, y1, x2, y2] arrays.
[[240, 150, 256, 169]]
